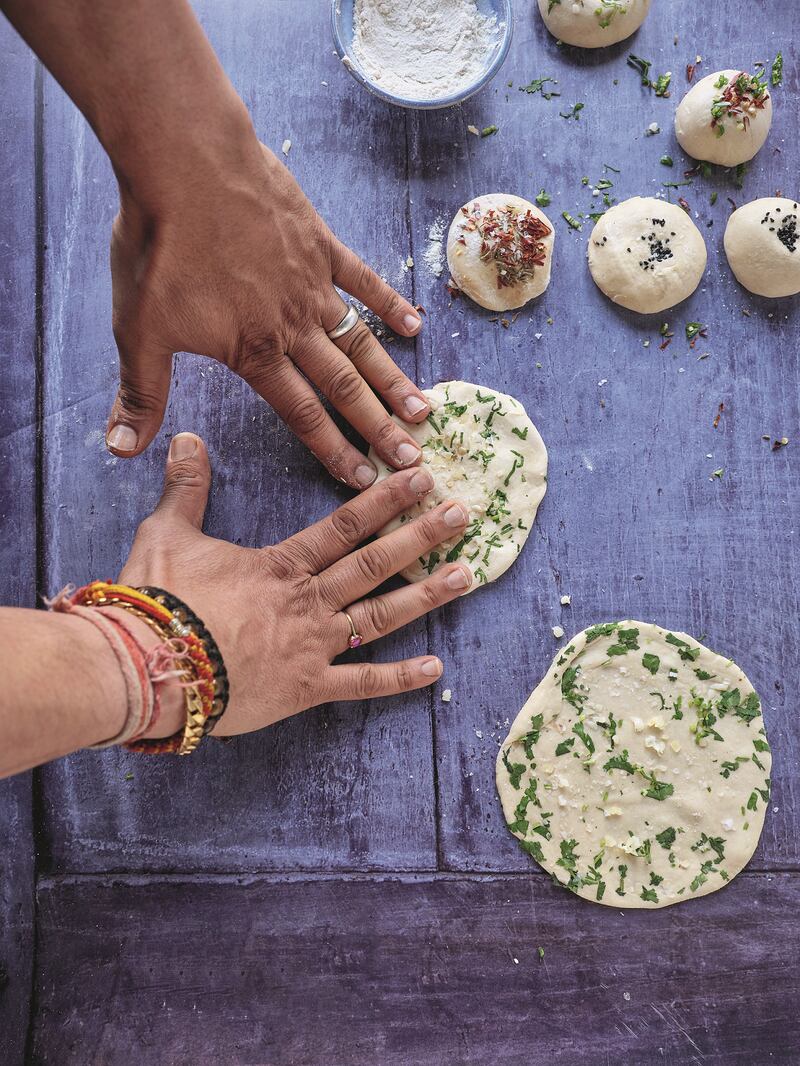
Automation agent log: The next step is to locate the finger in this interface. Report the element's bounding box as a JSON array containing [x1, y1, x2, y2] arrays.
[[323, 297, 430, 423], [320, 656, 443, 703], [152, 432, 212, 529], [331, 239, 423, 337], [280, 466, 434, 571], [294, 330, 423, 471], [106, 339, 173, 456], [241, 353, 377, 490], [320, 500, 469, 606], [340, 564, 472, 647]]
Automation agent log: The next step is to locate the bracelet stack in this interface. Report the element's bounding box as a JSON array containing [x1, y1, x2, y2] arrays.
[[51, 581, 229, 755]]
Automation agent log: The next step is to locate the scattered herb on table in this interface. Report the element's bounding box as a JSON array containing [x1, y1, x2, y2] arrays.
[[771, 52, 783, 87], [660, 155, 674, 167], [535, 189, 552, 207], [685, 321, 706, 343], [560, 102, 585, 121], [520, 76, 560, 99], [481, 125, 499, 138], [562, 211, 583, 231]]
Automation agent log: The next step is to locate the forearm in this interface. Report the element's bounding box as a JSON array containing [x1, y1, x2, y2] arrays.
[[1, 0, 256, 208], [0, 607, 182, 779]]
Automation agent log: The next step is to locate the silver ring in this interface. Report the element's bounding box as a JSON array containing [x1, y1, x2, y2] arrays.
[[326, 304, 360, 340]]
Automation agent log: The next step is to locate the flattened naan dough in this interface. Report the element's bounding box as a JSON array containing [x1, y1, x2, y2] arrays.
[[497, 621, 771, 908], [369, 381, 547, 592]]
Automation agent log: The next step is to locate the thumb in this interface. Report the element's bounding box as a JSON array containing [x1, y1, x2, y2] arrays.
[[154, 433, 212, 529], [106, 341, 173, 456]]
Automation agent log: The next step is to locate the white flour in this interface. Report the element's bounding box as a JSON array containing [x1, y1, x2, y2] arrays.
[[351, 0, 501, 101]]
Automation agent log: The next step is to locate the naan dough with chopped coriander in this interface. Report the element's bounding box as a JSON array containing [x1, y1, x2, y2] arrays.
[[497, 621, 771, 908], [369, 381, 547, 593]]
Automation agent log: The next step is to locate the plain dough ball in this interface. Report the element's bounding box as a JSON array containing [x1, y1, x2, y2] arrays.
[[724, 197, 800, 298], [446, 193, 554, 312], [587, 197, 707, 314], [369, 381, 547, 593], [675, 70, 773, 166], [537, 0, 651, 48]]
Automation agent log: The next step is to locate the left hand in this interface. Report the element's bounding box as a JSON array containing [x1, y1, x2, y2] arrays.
[[107, 137, 431, 490]]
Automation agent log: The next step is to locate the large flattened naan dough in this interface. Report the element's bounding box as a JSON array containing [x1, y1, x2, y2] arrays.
[[446, 193, 554, 312], [588, 197, 707, 314], [724, 197, 800, 298], [497, 621, 771, 908], [537, 0, 651, 48], [675, 70, 773, 167], [369, 381, 547, 593]]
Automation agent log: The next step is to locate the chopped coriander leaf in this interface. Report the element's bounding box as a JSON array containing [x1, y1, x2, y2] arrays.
[[604, 750, 635, 775], [556, 838, 579, 873], [616, 863, 628, 897], [694, 669, 715, 681], [660, 155, 674, 167], [561, 666, 587, 710], [640, 887, 659, 903], [502, 748, 526, 789], [642, 776, 674, 801], [555, 738, 576, 756], [692, 833, 725, 863], [585, 623, 617, 643], [519, 76, 560, 99], [511, 426, 529, 440], [607, 628, 640, 656], [559, 102, 585, 121], [572, 721, 595, 754], [772, 52, 783, 87], [642, 652, 660, 675], [685, 322, 705, 341], [650, 872, 664, 886], [519, 839, 545, 862], [655, 827, 677, 849], [535, 189, 552, 207]]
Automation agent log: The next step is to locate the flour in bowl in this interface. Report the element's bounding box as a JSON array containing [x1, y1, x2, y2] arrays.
[[351, 0, 502, 101]]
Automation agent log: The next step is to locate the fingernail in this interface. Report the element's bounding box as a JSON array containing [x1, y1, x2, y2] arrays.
[[396, 442, 421, 466], [404, 397, 428, 419], [403, 313, 422, 334], [355, 464, 377, 488], [106, 424, 138, 452], [409, 468, 434, 493], [444, 503, 468, 527], [169, 433, 198, 461], [421, 657, 442, 677], [446, 567, 471, 590]]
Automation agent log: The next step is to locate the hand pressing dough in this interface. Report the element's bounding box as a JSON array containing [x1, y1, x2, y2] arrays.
[[537, 0, 651, 48], [675, 70, 773, 167], [588, 197, 707, 313], [446, 193, 554, 312], [497, 621, 771, 909], [369, 381, 547, 592], [724, 197, 800, 298]]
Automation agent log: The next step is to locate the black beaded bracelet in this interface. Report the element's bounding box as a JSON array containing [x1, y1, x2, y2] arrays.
[[137, 586, 230, 734]]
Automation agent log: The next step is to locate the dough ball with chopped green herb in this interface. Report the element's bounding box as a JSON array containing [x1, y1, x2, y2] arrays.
[[369, 381, 547, 592], [587, 197, 707, 314], [496, 621, 771, 909], [446, 193, 554, 311], [537, 0, 651, 48], [724, 197, 800, 298], [675, 70, 773, 167]]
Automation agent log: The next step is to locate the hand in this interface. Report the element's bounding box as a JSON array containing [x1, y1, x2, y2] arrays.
[[118, 433, 473, 736], [107, 137, 431, 490]]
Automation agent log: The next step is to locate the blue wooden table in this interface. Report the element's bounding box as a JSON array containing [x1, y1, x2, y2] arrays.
[[2, 2, 799, 1062]]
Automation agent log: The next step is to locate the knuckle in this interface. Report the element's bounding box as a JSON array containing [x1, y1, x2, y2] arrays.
[[235, 328, 284, 375], [117, 379, 163, 419], [420, 579, 442, 611], [330, 504, 370, 546], [342, 323, 376, 366], [354, 664, 381, 699], [323, 364, 364, 408], [283, 394, 328, 439], [166, 461, 204, 489], [262, 546, 297, 582], [365, 596, 394, 636], [354, 543, 391, 586], [394, 663, 413, 691], [414, 512, 444, 546], [370, 417, 402, 452]]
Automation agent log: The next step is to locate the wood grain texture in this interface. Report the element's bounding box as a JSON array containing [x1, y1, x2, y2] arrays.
[[36, 0, 436, 873], [30, 872, 800, 1064], [405, 0, 800, 872], [0, 17, 37, 1065]]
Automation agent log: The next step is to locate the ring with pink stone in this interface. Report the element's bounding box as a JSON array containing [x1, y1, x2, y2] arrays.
[[343, 611, 363, 650]]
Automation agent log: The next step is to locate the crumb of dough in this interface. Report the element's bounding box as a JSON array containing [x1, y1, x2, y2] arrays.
[[441, 688, 452, 702]]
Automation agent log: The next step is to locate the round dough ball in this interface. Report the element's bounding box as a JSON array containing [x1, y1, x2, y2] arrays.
[[724, 197, 800, 298], [497, 620, 772, 909], [587, 197, 707, 314], [446, 193, 554, 312], [675, 70, 773, 167], [369, 381, 547, 593], [537, 0, 651, 48]]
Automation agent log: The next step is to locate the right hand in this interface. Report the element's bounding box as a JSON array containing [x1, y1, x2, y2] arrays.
[[118, 433, 472, 737]]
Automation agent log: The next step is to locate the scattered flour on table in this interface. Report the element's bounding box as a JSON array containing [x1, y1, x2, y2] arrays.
[[351, 0, 501, 101], [423, 217, 446, 278]]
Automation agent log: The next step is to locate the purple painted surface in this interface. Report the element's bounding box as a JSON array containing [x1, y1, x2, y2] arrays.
[[1, 0, 799, 1061], [0, 17, 36, 1064], [30, 873, 800, 1064]]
